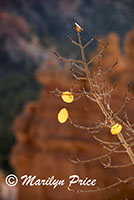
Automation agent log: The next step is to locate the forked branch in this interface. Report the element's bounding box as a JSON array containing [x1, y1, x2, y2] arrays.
[[54, 23, 134, 194]]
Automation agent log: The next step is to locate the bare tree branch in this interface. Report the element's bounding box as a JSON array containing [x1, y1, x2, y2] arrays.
[[83, 38, 95, 49], [102, 61, 118, 75], [87, 42, 108, 65], [55, 23, 134, 194], [69, 117, 104, 134], [54, 52, 83, 64], [68, 177, 134, 193], [68, 35, 80, 47]]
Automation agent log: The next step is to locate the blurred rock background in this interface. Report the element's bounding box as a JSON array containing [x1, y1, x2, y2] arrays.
[[0, 0, 134, 199]]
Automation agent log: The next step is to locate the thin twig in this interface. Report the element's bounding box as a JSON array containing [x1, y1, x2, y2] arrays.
[[68, 35, 80, 47], [54, 52, 83, 64], [68, 177, 134, 193]]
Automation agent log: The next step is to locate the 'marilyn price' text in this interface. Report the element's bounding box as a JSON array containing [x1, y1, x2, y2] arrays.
[[21, 175, 96, 189]]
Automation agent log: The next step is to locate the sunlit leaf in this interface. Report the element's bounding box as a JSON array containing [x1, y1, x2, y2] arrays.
[[67, 186, 71, 191], [58, 108, 69, 123], [61, 91, 74, 103], [74, 22, 83, 32], [110, 123, 122, 135]]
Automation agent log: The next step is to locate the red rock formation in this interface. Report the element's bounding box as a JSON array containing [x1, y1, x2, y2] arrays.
[[11, 30, 134, 200]]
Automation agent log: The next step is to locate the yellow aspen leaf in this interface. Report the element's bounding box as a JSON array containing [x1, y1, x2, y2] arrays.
[[61, 91, 74, 103], [58, 108, 69, 123], [110, 123, 122, 135], [67, 186, 71, 191]]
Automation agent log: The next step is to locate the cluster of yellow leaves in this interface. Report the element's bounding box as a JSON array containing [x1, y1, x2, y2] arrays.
[[57, 91, 123, 135], [58, 91, 74, 123]]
